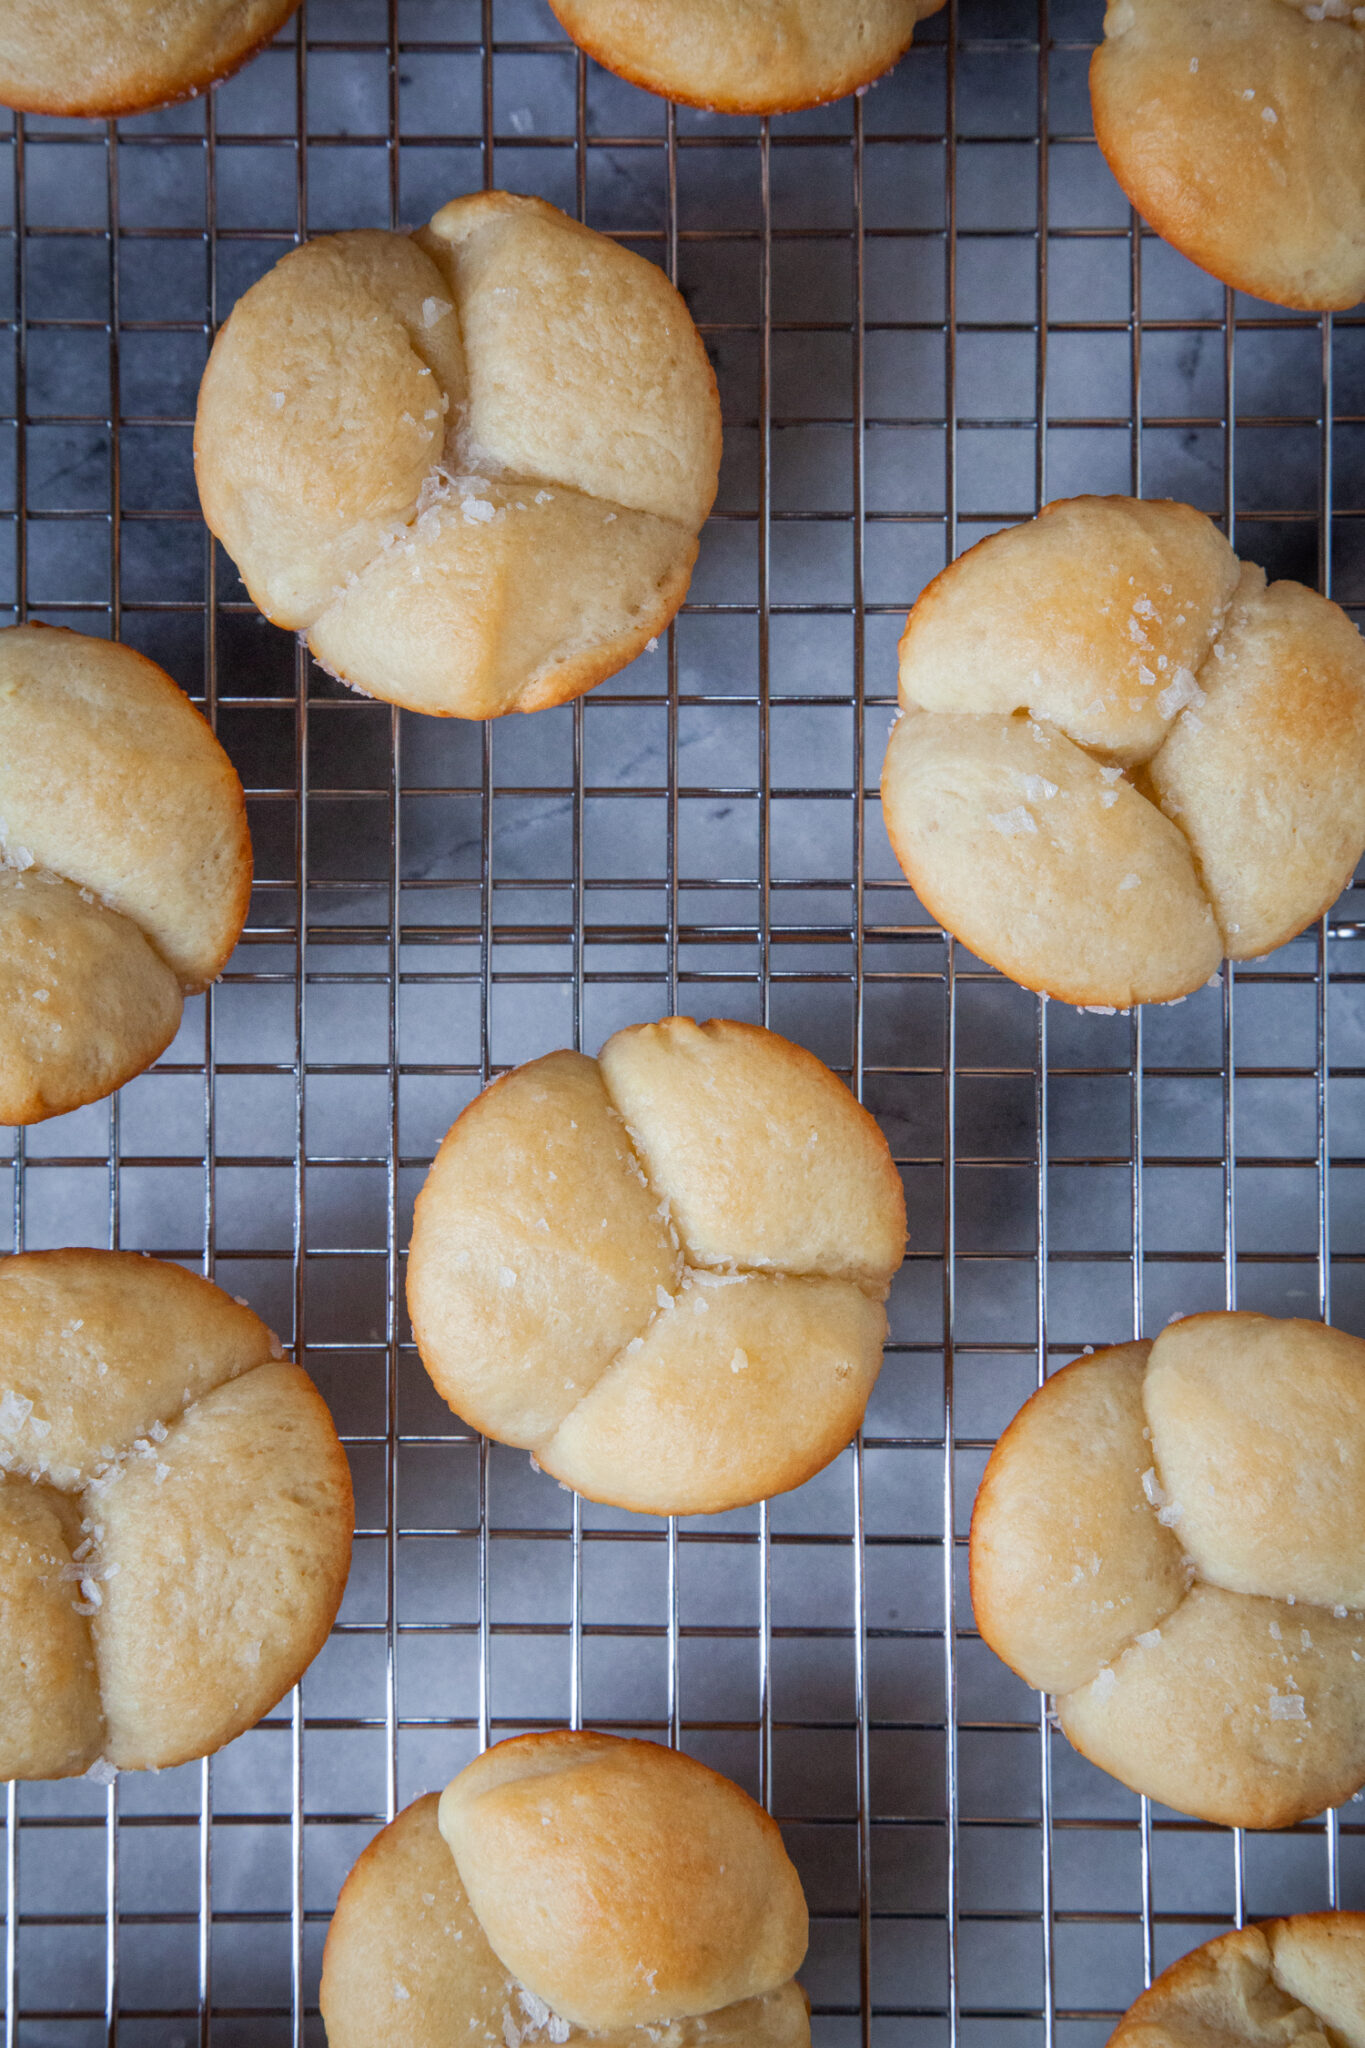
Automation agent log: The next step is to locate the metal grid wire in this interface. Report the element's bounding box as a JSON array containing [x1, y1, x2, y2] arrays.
[[2, 0, 1365, 2040]]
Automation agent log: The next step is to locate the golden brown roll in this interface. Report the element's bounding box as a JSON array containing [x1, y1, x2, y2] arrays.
[[195, 191, 722, 721], [405, 1016, 906, 1516], [547, 0, 945, 115], [880, 495, 1365, 1008], [971, 1311, 1365, 1830], [0, 623, 252, 1125], [0, 1249, 353, 1780], [1110, 1911, 1365, 2045], [1091, 0, 1365, 312], [0, 0, 300, 118], [319, 1732, 811, 2048]]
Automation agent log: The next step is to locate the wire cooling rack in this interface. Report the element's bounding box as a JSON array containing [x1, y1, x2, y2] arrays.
[[3, 0, 1365, 2041]]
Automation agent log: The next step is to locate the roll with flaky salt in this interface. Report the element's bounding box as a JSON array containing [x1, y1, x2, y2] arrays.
[[320, 1731, 811, 2048], [1090, 0, 1365, 312], [971, 1311, 1365, 1829], [1109, 1911, 1365, 2043], [195, 191, 721, 722], [405, 1016, 907, 1517], [0, 0, 300, 118], [546, 0, 945, 115], [0, 623, 251, 1126], [0, 1249, 352, 1781], [880, 494, 1365, 1008]]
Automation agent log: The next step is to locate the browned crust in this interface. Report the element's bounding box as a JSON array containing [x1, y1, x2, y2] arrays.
[[512, 535, 699, 715], [0, 1242, 260, 1306], [182, 770, 253, 994], [1062, 1694, 1364, 1832], [1113, 1913, 1365, 2038], [1223, 862, 1361, 965], [14, 621, 254, 992], [597, 1014, 909, 1269], [536, 1411, 870, 1518], [877, 750, 1214, 1011], [142, 1359, 355, 1773], [0, 1, 300, 119], [320, 1792, 442, 1998], [545, 0, 943, 115], [894, 492, 1216, 690], [0, 985, 184, 1129], [404, 1049, 591, 1417], [305, 531, 701, 722], [967, 1348, 1137, 1674], [1088, 39, 1365, 315]]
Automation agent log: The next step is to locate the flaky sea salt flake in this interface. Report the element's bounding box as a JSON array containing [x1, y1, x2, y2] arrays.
[[1014, 772, 1059, 802], [988, 806, 1037, 838], [1141, 1467, 1167, 1508], [0, 1390, 33, 1436], [1156, 667, 1205, 720]]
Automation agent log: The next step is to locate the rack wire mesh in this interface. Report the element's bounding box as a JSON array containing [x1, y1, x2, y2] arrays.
[[2, 0, 1365, 2040]]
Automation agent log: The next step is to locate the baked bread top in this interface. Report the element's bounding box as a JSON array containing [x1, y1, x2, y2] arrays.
[[0, 624, 252, 1125], [971, 1312, 1365, 1829], [1091, 0, 1365, 312], [880, 495, 1365, 1008], [547, 0, 945, 115], [195, 191, 722, 721], [405, 1016, 907, 1516], [440, 1734, 808, 2032], [0, 0, 300, 118], [320, 1735, 810, 2046], [1110, 1912, 1365, 2047], [0, 1248, 353, 1780]]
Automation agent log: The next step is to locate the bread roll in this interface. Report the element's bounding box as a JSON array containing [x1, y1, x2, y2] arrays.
[[970, 1311, 1365, 1829], [0, 0, 300, 118], [1091, 0, 1365, 312], [547, 0, 945, 115], [881, 496, 1365, 1007], [320, 1733, 811, 2047], [195, 193, 721, 721], [0, 623, 252, 1125], [0, 1249, 352, 1779], [405, 1017, 906, 1516], [1110, 1911, 1365, 2046]]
